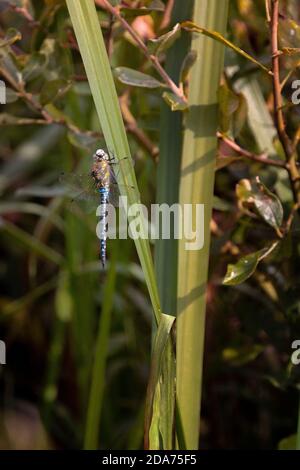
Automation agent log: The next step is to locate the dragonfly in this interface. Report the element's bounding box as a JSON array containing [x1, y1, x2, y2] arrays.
[[60, 148, 130, 268]]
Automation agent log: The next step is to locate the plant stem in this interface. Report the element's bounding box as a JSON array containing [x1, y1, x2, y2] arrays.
[[153, 1, 193, 450], [218, 132, 287, 169], [270, 0, 300, 205], [176, 0, 229, 449], [84, 247, 117, 449], [156, 0, 193, 317]]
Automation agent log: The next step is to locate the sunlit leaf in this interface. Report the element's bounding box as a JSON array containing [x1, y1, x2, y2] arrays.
[[236, 177, 284, 232], [148, 23, 181, 56], [223, 243, 279, 286], [181, 21, 271, 74], [162, 91, 188, 111], [114, 66, 163, 88]]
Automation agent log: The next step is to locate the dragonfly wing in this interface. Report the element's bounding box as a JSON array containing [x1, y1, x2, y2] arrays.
[[59, 172, 100, 212], [60, 173, 98, 199], [107, 182, 135, 207]]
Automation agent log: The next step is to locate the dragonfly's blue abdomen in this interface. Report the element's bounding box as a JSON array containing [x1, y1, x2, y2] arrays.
[[98, 186, 110, 268]]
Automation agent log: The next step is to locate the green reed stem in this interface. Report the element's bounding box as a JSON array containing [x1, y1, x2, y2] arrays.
[[176, 0, 229, 449], [84, 244, 118, 449]]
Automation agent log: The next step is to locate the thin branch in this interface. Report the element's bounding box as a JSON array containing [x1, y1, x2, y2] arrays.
[[265, 0, 271, 23], [160, 0, 175, 30], [270, 0, 300, 205], [10, 4, 38, 26], [95, 0, 186, 101], [284, 202, 300, 234], [217, 132, 287, 169]]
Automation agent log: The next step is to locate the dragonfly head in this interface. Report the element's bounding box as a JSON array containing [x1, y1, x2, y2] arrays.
[[94, 148, 109, 162]]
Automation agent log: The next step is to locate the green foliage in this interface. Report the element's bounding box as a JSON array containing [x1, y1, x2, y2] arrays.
[[115, 67, 163, 88], [1, 0, 300, 452]]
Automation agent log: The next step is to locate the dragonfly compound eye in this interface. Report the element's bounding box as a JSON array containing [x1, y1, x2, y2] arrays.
[[95, 149, 108, 160]]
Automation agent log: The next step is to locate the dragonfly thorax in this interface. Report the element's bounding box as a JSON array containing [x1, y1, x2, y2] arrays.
[[91, 158, 111, 189]]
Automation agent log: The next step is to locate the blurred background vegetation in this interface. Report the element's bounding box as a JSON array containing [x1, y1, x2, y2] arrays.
[[0, 0, 300, 450]]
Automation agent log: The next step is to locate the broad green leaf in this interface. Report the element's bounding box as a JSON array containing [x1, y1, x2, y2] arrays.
[[223, 243, 279, 286], [223, 250, 263, 285], [114, 66, 163, 88], [148, 23, 181, 56], [162, 91, 188, 111], [182, 21, 271, 75], [40, 78, 72, 105], [236, 177, 284, 232], [0, 28, 21, 48], [180, 50, 197, 84]]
